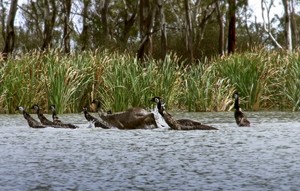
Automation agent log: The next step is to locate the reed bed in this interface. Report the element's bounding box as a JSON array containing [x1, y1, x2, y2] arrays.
[[0, 49, 299, 114]]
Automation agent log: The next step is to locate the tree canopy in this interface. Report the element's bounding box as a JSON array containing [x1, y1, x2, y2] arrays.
[[1, 0, 299, 61]]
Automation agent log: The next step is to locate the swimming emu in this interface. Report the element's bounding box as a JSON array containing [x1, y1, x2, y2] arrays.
[[16, 106, 46, 128], [49, 105, 78, 129], [233, 92, 250, 127], [31, 104, 54, 126], [82, 106, 110, 129], [150, 97, 217, 130], [91, 99, 158, 129]]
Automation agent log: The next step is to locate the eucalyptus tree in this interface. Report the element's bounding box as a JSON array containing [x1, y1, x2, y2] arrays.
[[0, 0, 7, 50], [62, 0, 72, 53], [282, 0, 292, 51], [137, 0, 155, 60], [19, 0, 58, 50], [215, 0, 225, 55], [193, 0, 216, 56], [184, 0, 193, 61], [78, 0, 90, 51], [227, 0, 236, 54], [290, 0, 299, 47], [41, 0, 57, 50], [261, 0, 283, 49], [1, 0, 18, 59]]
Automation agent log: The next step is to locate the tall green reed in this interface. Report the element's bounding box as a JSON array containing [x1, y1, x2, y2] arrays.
[[1, 53, 46, 113], [281, 53, 300, 111], [1, 49, 300, 114], [181, 62, 235, 111], [45, 52, 94, 113], [214, 52, 279, 110], [97, 53, 181, 111]]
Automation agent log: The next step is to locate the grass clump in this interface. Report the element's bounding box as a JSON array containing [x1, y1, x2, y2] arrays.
[[214, 51, 280, 110], [281, 52, 300, 111], [1, 48, 300, 114], [181, 63, 234, 111], [97, 53, 182, 111]]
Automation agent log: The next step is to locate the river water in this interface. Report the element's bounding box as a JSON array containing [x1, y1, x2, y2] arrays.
[[0, 111, 299, 191]]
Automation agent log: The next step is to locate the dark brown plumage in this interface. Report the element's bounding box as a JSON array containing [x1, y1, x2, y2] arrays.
[[82, 106, 110, 129], [49, 105, 78, 129], [150, 97, 217, 130], [233, 92, 250, 127], [91, 99, 158, 130], [16, 106, 46, 128], [31, 104, 54, 126]]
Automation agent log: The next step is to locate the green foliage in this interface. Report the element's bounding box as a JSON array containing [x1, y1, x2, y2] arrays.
[[182, 63, 235, 111], [97, 53, 182, 112], [215, 52, 280, 110], [1, 49, 300, 114], [282, 52, 300, 111], [0, 53, 45, 113]]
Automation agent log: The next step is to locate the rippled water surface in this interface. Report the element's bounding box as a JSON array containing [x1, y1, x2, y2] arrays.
[[1, 112, 300, 191]]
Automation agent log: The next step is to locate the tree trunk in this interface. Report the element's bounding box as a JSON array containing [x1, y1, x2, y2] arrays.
[[42, 0, 57, 50], [1, 0, 6, 41], [291, 0, 299, 47], [62, 0, 72, 53], [2, 0, 18, 59], [282, 0, 292, 51], [137, 0, 155, 61], [80, 0, 90, 51], [261, 0, 283, 49], [122, 12, 136, 45], [227, 0, 236, 54], [194, 2, 215, 56], [184, 0, 193, 61], [100, 0, 110, 45], [157, 0, 167, 60], [216, 1, 224, 55]]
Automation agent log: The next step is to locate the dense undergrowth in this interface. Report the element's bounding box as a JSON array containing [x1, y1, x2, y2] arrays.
[[0, 49, 299, 114]]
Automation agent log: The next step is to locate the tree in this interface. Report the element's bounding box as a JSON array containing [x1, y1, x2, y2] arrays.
[[1, 0, 18, 59], [282, 0, 292, 51], [137, 0, 155, 61], [42, 0, 57, 50], [184, 0, 193, 61], [100, 0, 110, 45], [120, 0, 138, 48], [227, 0, 236, 54], [0, 0, 7, 47], [79, 0, 90, 51], [261, 0, 282, 49], [62, 0, 72, 53], [216, 0, 225, 55], [193, 0, 215, 55], [157, 0, 167, 60], [290, 0, 299, 47]]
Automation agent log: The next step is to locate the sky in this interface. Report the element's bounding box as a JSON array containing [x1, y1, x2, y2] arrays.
[[248, 0, 284, 22]]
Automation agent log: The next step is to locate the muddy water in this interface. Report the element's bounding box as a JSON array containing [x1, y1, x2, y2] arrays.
[[0, 112, 299, 190]]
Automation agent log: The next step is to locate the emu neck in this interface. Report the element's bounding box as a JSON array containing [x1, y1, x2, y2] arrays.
[[234, 97, 240, 111], [52, 110, 57, 120], [23, 110, 30, 120], [157, 101, 164, 116], [37, 108, 44, 117], [96, 102, 101, 111]]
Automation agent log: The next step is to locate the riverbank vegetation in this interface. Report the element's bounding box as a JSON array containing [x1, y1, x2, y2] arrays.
[[1, 1, 300, 113], [0, 49, 299, 114]]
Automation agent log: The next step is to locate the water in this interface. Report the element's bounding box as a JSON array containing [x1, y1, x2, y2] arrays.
[[0, 112, 300, 191]]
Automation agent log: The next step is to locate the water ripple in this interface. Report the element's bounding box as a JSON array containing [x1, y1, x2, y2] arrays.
[[0, 112, 300, 190]]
